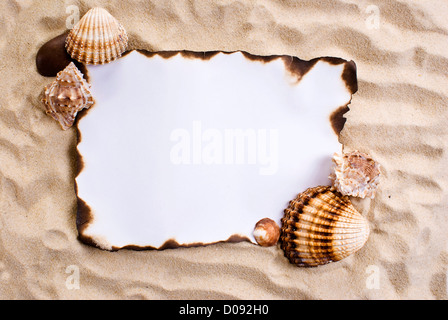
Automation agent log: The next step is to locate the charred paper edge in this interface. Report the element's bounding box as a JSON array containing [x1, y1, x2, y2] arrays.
[[73, 49, 358, 251]]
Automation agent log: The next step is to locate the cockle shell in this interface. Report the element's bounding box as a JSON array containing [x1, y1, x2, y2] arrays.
[[65, 7, 128, 65], [280, 186, 370, 267], [42, 62, 94, 130], [329, 150, 381, 199]]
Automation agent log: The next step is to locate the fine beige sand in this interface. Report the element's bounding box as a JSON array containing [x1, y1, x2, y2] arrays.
[[0, 0, 447, 300]]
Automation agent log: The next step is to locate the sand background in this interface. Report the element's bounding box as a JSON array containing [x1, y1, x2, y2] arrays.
[[0, 0, 447, 299]]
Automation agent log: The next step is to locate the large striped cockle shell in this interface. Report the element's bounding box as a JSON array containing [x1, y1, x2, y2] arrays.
[[65, 7, 128, 65], [280, 186, 370, 267], [42, 62, 94, 130], [330, 150, 381, 199]]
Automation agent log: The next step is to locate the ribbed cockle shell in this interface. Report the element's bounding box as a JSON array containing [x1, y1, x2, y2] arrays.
[[329, 150, 381, 199], [280, 186, 370, 267], [42, 62, 94, 130], [65, 7, 128, 65]]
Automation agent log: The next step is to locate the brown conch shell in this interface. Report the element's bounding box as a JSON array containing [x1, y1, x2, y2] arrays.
[[42, 62, 94, 130], [329, 150, 381, 199], [280, 186, 370, 267], [65, 7, 128, 65]]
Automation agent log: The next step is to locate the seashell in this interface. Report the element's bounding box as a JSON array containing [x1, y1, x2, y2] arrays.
[[65, 7, 128, 65], [253, 218, 280, 247], [329, 150, 381, 199], [280, 186, 369, 267], [42, 62, 94, 130]]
